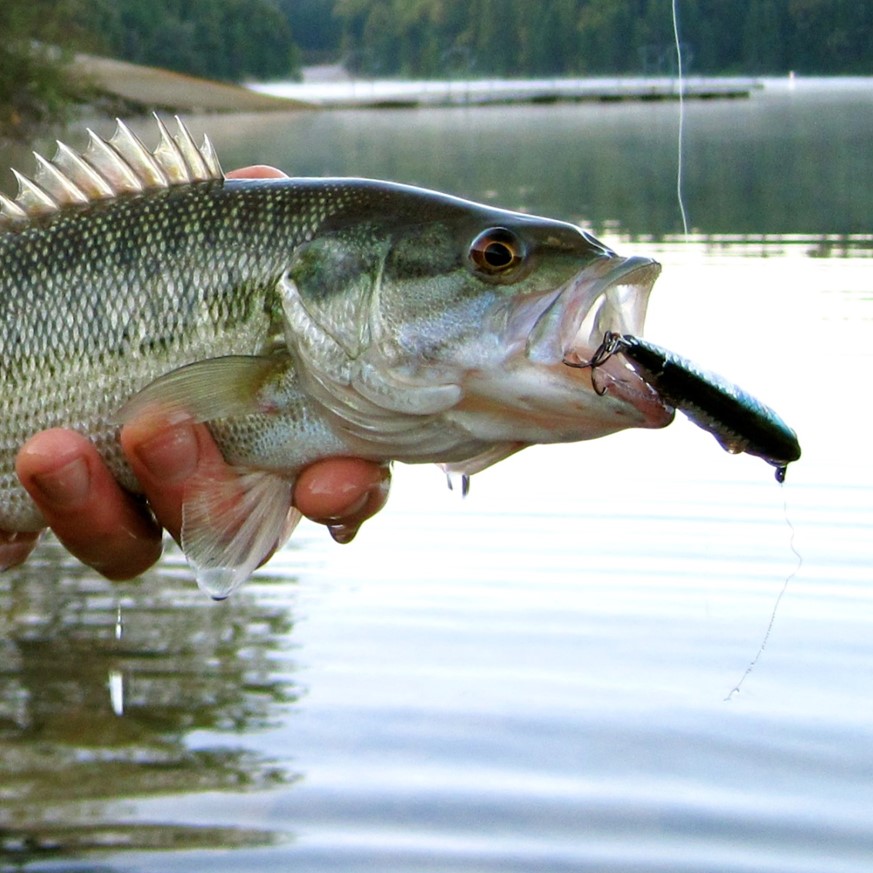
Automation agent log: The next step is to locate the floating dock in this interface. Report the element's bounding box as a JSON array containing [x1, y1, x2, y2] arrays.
[[250, 76, 762, 109], [69, 54, 760, 115]]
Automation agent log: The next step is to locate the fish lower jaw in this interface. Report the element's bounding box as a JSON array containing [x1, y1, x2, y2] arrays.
[[452, 360, 670, 446], [568, 353, 675, 430], [595, 370, 676, 429], [447, 398, 662, 447]]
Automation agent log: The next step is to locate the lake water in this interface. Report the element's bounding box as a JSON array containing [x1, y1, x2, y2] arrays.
[[1, 78, 872, 872]]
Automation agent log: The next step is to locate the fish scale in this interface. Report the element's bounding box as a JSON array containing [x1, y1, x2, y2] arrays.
[[1, 184, 298, 525]]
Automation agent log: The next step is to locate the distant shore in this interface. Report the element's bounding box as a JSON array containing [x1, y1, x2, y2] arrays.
[[67, 55, 873, 119], [70, 54, 314, 115], [69, 54, 768, 117]]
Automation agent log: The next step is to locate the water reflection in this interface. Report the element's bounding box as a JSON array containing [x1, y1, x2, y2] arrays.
[[0, 539, 297, 863], [5, 80, 870, 246], [189, 81, 873, 239], [613, 231, 873, 259]]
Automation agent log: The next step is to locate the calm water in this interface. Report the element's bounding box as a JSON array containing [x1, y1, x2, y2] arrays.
[[1, 79, 872, 872]]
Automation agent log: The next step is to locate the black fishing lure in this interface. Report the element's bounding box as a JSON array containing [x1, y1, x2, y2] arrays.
[[567, 332, 801, 482]]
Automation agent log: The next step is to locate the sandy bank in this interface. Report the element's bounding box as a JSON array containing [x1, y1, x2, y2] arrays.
[[71, 54, 314, 115]]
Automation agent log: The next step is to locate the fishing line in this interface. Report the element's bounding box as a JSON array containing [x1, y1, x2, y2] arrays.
[[667, 3, 799, 700], [672, 0, 690, 238], [724, 492, 803, 701]]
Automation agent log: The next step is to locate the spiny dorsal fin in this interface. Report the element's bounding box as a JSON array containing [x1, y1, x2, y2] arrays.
[[0, 115, 224, 230]]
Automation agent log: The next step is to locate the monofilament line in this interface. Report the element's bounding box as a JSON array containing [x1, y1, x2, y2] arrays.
[[672, 0, 690, 238], [724, 496, 802, 701]]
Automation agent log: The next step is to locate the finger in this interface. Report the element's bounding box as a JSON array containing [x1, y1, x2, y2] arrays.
[[294, 458, 391, 543], [16, 430, 163, 580], [0, 530, 40, 571], [125, 418, 390, 542], [226, 166, 287, 179], [120, 417, 240, 545]]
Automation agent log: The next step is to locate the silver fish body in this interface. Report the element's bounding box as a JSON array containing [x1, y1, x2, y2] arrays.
[[0, 119, 671, 596]]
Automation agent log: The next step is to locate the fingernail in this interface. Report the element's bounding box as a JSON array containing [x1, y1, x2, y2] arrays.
[[330, 490, 370, 521], [133, 423, 199, 483], [318, 471, 390, 543], [315, 470, 389, 524], [373, 465, 391, 499], [31, 457, 91, 508], [0, 531, 40, 571]]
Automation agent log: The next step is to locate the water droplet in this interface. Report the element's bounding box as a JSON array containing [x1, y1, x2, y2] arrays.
[[328, 522, 359, 544], [444, 471, 471, 497], [196, 567, 238, 600], [108, 669, 124, 717]]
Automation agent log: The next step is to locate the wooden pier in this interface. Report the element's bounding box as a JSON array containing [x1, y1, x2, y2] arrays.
[[250, 76, 762, 110]]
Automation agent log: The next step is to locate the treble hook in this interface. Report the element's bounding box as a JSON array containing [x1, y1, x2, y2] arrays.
[[562, 332, 626, 395]]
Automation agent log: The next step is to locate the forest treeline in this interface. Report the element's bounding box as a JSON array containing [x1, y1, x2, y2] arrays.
[[326, 0, 873, 77], [2, 0, 299, 135], [75, 0, 873, 79], [3, 0, 871, 135]]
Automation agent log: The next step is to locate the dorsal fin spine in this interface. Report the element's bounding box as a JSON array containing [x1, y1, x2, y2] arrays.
[[0, 192, 27, 223], [109, 120, 169, 188], [33, 153, 89, 205], [85, 129, 144, 193], [153, 115, 191, 184], [53, 141, 116, 199], [200, 135, 223, 178], [0, 116, 225, 231], [172, 115, 210, 181], [12, 170, 57, 216]]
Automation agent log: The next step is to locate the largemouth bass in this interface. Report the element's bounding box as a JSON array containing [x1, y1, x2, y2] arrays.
[[0, 117, 673, 597]]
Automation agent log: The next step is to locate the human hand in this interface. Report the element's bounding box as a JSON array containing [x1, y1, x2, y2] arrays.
[[0, 165, 392, 580]]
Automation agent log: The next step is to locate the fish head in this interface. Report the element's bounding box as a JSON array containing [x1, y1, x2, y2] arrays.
[[281, 183, 674, 461]]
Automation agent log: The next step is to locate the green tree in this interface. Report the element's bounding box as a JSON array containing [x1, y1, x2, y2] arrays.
[[523, 0, 582, 76], [279, 0, 344, 63], [787, 0, 872, 73], [469, 0, 523, 76], [578, 0, 639, 72], [0, 0, 88, 138], [743, 0, 788, 72], [75, 0, 299, 82]]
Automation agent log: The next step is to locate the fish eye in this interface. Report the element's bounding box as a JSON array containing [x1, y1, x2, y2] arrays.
[[469, 227, 524, 276]]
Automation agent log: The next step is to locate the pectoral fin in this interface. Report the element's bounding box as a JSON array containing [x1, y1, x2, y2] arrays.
[[180, 467, 300, 599], [118, 355, 292, 425]]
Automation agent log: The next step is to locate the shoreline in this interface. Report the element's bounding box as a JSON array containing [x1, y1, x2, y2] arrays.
[[70, 54, 315, 115], [65, 55, 873, 118]]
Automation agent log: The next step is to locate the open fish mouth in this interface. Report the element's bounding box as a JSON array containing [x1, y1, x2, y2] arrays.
[[561, 255, 661, 354], [522, 254, 675, 428]]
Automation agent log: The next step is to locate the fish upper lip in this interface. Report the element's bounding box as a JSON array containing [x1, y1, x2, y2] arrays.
[[522, 254, 661, 364], [562, 255, 661, 358]]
